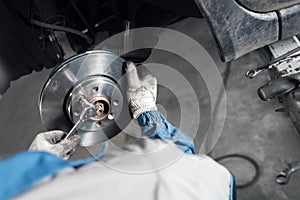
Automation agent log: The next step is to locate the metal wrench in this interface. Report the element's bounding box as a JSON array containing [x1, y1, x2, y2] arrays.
[[245, 65, 270, 79], [245, 46, 300, 79], [276, 160, 300, 184], [65, 96, 96, 139]]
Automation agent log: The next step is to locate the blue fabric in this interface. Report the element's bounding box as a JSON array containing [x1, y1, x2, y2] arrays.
[[229, 173, 237, 200], [137, 111, 195, 154], [0, 143, 108, 200]]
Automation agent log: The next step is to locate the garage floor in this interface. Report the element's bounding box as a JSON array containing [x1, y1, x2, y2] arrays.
[[0, 18, 300, 199]]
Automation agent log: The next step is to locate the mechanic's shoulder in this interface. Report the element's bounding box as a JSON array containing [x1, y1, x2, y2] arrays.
[[185, 154, 230, 174]]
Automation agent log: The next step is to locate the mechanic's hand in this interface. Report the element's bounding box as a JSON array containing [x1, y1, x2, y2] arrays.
[[125, 61, 157, 119], [28, 130, 81, 160]]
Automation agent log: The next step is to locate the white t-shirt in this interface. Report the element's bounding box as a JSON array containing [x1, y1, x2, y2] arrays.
[[15, 137, 232, 200]]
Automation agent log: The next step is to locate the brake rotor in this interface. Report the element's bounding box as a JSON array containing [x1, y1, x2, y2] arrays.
[[39, 51, 128, 146]]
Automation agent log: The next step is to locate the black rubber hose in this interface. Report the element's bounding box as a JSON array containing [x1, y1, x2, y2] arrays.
[[69, 0, 95, 36], [215, 154, 260, 189], [30, 18, 93, 45]]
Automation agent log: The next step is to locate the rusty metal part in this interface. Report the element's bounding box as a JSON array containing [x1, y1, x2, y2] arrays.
[[89, 96, 110, 121]]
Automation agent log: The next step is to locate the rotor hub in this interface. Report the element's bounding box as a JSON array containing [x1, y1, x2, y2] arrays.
[[39, 51, 128, 146], [65, 75, 123, 133], [90, 96, 111, 121]]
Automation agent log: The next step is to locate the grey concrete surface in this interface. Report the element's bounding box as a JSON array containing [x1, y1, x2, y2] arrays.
[[0, 18, 300, 199]]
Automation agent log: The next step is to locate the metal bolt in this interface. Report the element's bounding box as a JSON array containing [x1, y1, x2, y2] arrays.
[[89, 109, 95, 115], [95, 102, 105, 115], [48, 35, 55, 42], [108, 113, 114, 120]]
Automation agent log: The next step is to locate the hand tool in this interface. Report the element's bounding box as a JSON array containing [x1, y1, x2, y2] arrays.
[[257, 72, 300, 101], [65, 96, 96, 139], [245, 46, 300, 79], [276, 161, 300, 184]]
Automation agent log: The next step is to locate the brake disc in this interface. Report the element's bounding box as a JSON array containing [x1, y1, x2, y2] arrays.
[[39, 51, 128, 146]]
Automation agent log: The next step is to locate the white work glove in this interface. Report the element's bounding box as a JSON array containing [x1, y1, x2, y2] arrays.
[[28, 130, 81, 160], [125, 61, 157, 119]]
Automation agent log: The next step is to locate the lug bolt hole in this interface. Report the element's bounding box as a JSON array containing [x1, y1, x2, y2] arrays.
[[96, 121, 102, 127], [92, 86, 99, 93], [113, 100, 119, 106], [108, 113, 114, 120]]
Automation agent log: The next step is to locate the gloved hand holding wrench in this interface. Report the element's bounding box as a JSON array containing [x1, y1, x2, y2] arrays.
[[29, 95, 97, 159]]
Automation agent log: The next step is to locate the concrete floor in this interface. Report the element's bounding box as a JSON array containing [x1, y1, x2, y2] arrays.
[[1, 18, 300, 199]]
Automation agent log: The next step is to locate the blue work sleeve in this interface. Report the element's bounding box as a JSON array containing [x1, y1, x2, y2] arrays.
[[230, 173, 237, 200], [0, 152, 70, 200], [137, 111, 195, 154], [0, 143, 108, 200]]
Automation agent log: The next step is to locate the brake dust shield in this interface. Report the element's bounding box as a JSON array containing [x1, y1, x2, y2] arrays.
[[39, 51, 128, 146]]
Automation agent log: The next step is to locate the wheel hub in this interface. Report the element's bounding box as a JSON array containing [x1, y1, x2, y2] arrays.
[[39, 51, 128, 146]]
